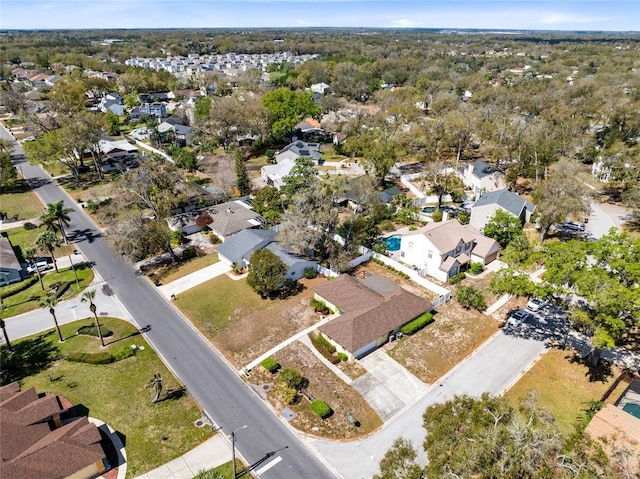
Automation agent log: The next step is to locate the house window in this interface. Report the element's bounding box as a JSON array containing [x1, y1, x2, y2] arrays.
[[408, 242, 413, 250], [427, 250, 433, 259]]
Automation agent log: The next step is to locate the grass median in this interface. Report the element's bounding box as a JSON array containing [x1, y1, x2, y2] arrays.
[[1, 317, 212, 478]]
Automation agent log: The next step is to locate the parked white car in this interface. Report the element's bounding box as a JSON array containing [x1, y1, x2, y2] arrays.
[[508, 310, 533, 326], [26, 260, 52, 274], [526, 298, 548, 312]]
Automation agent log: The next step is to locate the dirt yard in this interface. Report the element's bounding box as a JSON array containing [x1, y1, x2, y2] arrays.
[[249, 341, 382, 439]]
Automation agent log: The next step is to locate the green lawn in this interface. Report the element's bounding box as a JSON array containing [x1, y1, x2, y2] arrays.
[[2, 225, 75, 259], [0, 180, 44, 220], [2, 318, 212, 478], [506, 348, 621, 434], [154, 254, 220, 284], [0, 264, 94, 317], [174, 275, 258, 334]]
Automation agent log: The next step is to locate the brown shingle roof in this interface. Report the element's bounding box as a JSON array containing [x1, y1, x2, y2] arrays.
[[313, 274, 383, 312], [316, 275, 431, 354], [0, 382, 106, 479]]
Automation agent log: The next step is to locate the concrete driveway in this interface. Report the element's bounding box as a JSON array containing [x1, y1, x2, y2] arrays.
[[353, 349, 428, 421]]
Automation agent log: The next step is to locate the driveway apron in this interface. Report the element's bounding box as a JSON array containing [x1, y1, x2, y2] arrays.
[[353, 349, 428, 421]]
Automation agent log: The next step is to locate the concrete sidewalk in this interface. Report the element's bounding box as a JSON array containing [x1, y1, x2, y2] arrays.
[[157, 261, 231, 299], [134, 434, 232, 479]]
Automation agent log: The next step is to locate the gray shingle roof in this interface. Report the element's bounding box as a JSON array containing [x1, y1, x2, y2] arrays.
[[472, 189, 535, 217], [216, 229, 275, 265]]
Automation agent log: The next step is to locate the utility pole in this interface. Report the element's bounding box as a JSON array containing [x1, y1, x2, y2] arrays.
[[231, 425, 247, 478]]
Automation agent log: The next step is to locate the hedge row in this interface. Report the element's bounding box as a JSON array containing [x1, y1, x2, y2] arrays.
[[309, 298, 331, 315], [66, 348, 134, 365], [369, 258, 410, 279], [77, 325, 113, 338], [448, 272, 467, 285], [52, 282, 70, 299], [310, 399, 332, 418], [0, 275, 39, 297], [400, 312, 434, 335], [313, 333, 336, 354]]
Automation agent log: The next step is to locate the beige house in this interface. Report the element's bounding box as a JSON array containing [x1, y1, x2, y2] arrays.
[[398, 220, 500, 282], [314, 274, 431, 360]]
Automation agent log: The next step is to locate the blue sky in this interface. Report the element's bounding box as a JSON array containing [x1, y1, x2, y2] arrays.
[[2, 1, 638, 31]]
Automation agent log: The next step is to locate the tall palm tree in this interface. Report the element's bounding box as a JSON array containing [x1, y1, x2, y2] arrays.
[[43, 201, 74, 245], [35, 231, 59, 273], [0, 305, 13, 352], [40, 295, 63, 342], [145, 373, 164, 404], [24, 246, 45, 291], [81, 289, 104, 347]]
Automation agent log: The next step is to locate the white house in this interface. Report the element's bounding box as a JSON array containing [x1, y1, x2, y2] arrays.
[[469, 189, 535, 231], [260, 158, 296, 189], [398, 220, 501, 282], [310, 82, 330, 95], [458, 160, 507, 198]]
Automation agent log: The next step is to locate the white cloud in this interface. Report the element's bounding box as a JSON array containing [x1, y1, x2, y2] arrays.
[[391, 18, 416, 28]]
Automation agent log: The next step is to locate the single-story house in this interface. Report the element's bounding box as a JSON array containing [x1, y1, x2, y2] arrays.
[[263, 242, 318, 282], [217, 229, 277, 268], [314, 274, 432, 360], [260, 158, 296, 189], [275, 140, 323, 164], [216, 228, 317, 280], [458, 160, 507, 197], [0, 236, 22, 286], [469, 188, 535, 231], [0, 382, 108, 479], [206, 200, 265, 241], [399, 220, 500, 282], [97, 139, 138, 158]]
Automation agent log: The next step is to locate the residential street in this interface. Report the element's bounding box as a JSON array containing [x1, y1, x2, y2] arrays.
[[5, 121, 634, 479], [308, 332, 549, 478], [3, 123, 336, 479]]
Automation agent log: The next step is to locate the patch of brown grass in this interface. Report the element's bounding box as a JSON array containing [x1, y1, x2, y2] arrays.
[[250, 341, 382, 439], [177, 275, 326, 368], [388, 300, 499, 384]]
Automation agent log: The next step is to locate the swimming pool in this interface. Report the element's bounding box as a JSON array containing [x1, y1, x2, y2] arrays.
[[384, 235, 401, 251], [422, 206, 436, 214], [622, 402, 640, 419]]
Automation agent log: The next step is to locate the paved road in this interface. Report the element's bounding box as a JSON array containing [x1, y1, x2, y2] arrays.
[[3, 124, 335, 479], [308, 331, 549, 478]]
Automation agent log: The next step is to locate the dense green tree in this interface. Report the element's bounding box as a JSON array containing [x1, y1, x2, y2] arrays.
[[193, 96, 212, 120], [533, 160, 590, 241], [251, 186, 284, 225], [0, 146, 17, 192], [483, 209, 524, 248], [246, 248, 287, 298], [489, 268, 536, 298], [456, 286, 487, 311], [373, 438, 422, 479], [282, 156, 317, 198], [235, 149, 251, 196], [261, 88, 320, 141], [543, 231, 640, 363], [41, 200, 74, 245]]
